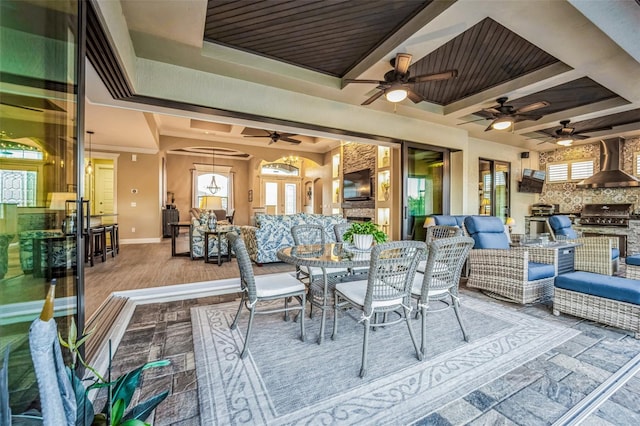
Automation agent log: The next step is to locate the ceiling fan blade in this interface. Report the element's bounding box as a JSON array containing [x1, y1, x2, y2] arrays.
[[280, 137, 302, 144], [408, 69, 458, 84], [513, 114, 543, 121], [515, 101, 550, 114], [361, 90, 384, 105], [406, 88, 423, 104], [457, 117, 487, 125], [343, 79, 386, 85], [394, 53, 412, 74], [482, 107, 501, 115], [573, 134, 589, 140], [243, 135, 269, 138], [484, 119, 499, 132], [0, 101, 44, 112], [576, 125, 613, 134]]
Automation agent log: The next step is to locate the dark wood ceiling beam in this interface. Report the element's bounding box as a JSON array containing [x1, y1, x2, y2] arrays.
[[443, 62, 575, 117], [341, 0, 457, 87], [513, 98, 634, 133]]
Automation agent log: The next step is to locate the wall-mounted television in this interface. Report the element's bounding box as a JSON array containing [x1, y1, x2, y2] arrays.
[[343, 169, 372, 201], [518, 168, 546, 193]]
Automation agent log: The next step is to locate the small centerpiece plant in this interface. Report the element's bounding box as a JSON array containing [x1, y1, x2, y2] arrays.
[[343, 221, 388, 250]]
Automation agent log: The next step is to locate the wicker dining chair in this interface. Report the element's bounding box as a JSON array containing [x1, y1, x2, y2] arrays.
[[411, 236, 474, 357], [332, 240, 427, 377], [419, 225, 463, 273], [291, 224, 349, 282], [228, 233, 306, 358]]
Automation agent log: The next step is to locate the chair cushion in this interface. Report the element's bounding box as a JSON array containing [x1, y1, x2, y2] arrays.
[[255, 272, 305, 298], [548, 215, 578, 239], [612, 248, 620, 260], [554, 271, 640, 305], [432, 215, 467, 228], [411, 274, 448, 297], [626, 254, 640, 266], [301, 265, 349, 276], [464, 216, 510, 249], [336, 281, 404, 309], [528, 262, 556, 281]]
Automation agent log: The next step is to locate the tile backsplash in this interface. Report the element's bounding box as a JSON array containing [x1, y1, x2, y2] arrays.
[[538, 136, 640, 213]]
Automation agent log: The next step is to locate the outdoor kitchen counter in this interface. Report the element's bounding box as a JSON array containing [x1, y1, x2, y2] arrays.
[[574, 219, 640, 258]]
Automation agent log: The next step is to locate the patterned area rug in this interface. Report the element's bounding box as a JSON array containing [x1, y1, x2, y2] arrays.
[[192, 294, 580, 425]]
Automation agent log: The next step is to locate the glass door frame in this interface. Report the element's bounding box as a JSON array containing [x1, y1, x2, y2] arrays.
[[478, 158, 511, 222], [260, 177, 302, 215], [401, 142, 451, 240]]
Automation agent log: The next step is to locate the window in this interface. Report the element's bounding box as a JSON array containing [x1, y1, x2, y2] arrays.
[[635, 153, 640, 176], [192, 164, 234, 210], [547, 160, 594, 182]]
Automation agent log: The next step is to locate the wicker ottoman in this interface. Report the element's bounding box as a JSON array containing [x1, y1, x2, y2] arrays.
[[553, 271, 640, 338]]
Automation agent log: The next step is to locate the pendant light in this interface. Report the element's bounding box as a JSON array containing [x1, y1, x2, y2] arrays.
[[85, 130, 94, 175], [207, 146, 220, 194]]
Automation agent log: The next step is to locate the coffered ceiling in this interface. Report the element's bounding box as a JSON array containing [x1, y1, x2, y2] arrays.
[[80, 0, 640, 153]]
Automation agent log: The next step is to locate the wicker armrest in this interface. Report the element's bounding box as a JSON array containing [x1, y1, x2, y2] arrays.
[[574, 236, 616, 275], [469, 249, 529, 275], [522, 247, 557, 264]]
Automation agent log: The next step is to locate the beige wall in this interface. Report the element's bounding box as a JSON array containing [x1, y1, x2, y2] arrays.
[[116, 151, 162, 241], [466, 138, 540, 234]]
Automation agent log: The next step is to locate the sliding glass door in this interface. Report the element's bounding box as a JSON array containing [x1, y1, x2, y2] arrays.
[[402, 143, 450, 240], [479, 159, 510, 222], [0, 0, 83, 414]]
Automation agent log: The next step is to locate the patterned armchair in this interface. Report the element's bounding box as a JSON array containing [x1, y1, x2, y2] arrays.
[[240, 213, 347, 264], [189, 211, 238, 259], [0, 234, 11, 279], [465, 216, 557, 304], [548, 215, 619, 275]]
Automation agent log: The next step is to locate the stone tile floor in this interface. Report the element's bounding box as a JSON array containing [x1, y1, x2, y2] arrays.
[[99, 288, 640, 426]]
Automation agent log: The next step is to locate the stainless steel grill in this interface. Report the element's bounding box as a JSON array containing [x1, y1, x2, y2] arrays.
[[579, 203, 633, 227]]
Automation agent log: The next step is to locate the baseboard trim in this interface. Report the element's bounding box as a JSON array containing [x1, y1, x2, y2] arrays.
[[120, 237, 163, 244]]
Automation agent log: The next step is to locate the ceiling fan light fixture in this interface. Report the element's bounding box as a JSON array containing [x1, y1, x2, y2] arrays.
[[385, 85, 408, 103], [557, 138, 573, 146], [491, 117, 514, 130]]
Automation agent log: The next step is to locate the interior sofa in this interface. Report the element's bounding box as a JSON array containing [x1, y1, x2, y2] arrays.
[[240, 213, 347, 264]]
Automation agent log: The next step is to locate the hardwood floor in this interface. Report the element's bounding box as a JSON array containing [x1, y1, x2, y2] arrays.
[[84, 233, 295, 319]]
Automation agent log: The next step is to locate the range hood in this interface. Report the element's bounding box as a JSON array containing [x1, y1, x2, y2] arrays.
[[576, 137, 640, 188]]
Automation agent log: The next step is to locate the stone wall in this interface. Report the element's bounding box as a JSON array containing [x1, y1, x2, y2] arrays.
[[342, 143, 376, 221], [538, 136, 640, 213]]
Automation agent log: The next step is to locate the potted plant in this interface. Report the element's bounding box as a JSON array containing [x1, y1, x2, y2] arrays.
[[342, 221, 388, 250]]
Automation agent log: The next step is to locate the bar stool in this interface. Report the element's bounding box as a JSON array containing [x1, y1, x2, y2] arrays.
[[86, 226, 106, 266], [113, 224, 119, 255], [104, 225, 116, 258]]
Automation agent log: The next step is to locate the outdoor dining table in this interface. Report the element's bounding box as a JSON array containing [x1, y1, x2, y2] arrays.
[[277, 242, 372, 344]]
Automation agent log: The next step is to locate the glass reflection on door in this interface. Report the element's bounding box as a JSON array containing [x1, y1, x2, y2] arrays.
[[403, 145, 448, 241], [0, 0, 81, 415]]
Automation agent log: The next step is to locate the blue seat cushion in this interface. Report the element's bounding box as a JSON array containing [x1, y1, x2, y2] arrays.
[[612, 248, 620, 260], [464, 216, 510, 249], [528, 262, 555, 281], [627, 254, 640, 266], [548, 215, 578, 239], [555, 271, 640, 305]]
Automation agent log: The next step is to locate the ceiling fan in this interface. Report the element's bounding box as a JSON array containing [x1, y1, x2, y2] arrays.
[[243, 130, 302, 145], [536, 120, 613, 146], [344, 53, 458, 105], [479, 97, 550, 131]]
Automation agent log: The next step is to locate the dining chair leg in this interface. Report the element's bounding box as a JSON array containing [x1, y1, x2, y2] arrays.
[[331, 293, 339, 340], [284, 296, 290, 322], [452, 295, 469, 342], [319, 306, 328, 345], [404, 306, 422, 361], [360, 319, 371, 378], [230, 293, 245, 330], [299, 293, 306, 342], [420, 306, 428, 358], [240, 307, 256, 359]]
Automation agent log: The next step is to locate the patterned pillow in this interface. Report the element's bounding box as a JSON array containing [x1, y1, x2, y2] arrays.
[[198, 212, 210, 226]]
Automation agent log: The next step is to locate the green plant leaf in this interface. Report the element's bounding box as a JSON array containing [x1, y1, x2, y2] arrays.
[[69, 317, 77, 346], [102, 360, 170, 415], [119, 420, 148, 426], [122, 391, 169, 423], [110, 399, 125, 426], [343, 221, 388, 244], [66, 367, 95, 426]]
